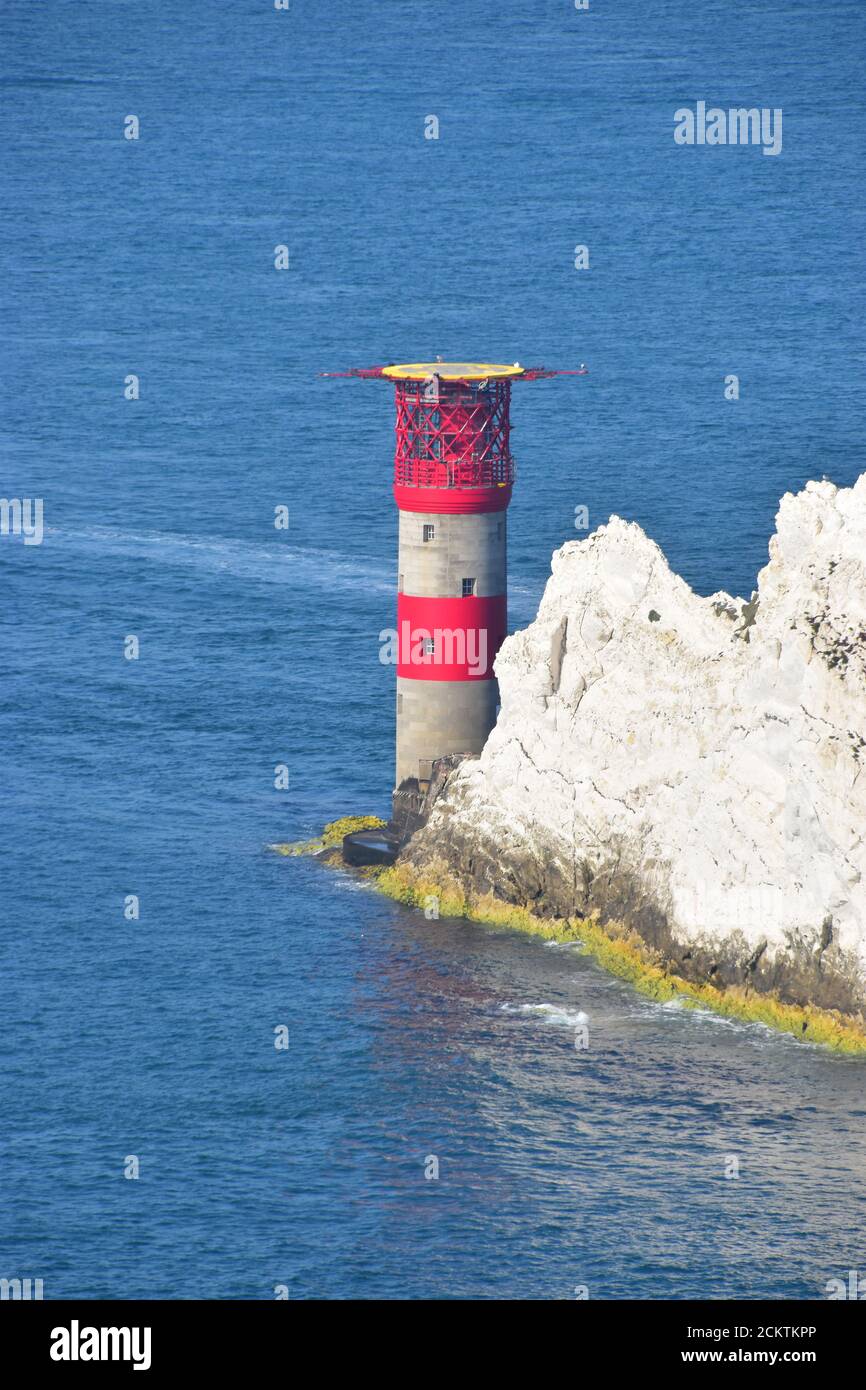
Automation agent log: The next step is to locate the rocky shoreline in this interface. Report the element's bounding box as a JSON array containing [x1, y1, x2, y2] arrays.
[[397, 754, 864, 1021]]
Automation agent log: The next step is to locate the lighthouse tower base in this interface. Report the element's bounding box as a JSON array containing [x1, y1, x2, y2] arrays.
[[390, 751, 475, 847], [395, 677, 498, 789]]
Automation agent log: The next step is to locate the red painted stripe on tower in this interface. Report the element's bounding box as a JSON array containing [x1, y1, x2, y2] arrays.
[[396, 594, 506, 680], [394, 484, 512, 514]]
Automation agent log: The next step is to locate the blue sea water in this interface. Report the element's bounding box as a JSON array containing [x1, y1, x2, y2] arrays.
[[2, 0, 865, 1299]]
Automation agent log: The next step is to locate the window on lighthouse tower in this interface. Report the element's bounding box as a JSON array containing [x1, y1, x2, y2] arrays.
[[462, 577, 476, 597], [422, 524, 435, 542]]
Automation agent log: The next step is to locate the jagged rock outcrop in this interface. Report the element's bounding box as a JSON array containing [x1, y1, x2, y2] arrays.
[[402, 476, 866, 1017]]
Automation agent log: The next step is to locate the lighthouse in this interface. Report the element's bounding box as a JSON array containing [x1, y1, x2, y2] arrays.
[[326, 360, 585, 798]]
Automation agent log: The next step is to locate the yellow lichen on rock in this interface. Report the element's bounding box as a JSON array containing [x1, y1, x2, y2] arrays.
[[269, 814, 386, 858], [375, 861, 866, 1055]]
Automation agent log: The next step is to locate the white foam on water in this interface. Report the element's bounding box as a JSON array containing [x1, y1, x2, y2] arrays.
[[640, 996, 814, 1051], [45, 524, 394, 595], [500, 1001, 589, 1029]]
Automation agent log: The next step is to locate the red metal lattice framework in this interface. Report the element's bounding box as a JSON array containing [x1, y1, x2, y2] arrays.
[[321, 363, 587, 508], [393, 378, 514, 492]]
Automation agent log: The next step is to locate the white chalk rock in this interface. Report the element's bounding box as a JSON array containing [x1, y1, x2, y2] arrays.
[[410, 475, 866, 1010]]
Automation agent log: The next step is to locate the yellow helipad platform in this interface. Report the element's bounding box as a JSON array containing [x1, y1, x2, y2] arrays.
[[381, 362, 525, 381]]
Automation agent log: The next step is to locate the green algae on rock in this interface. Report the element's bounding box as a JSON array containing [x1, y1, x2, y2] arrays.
[[374, 860, 866, 1056], [269, 815, 386, 858], [269, 817, 866, 1053]]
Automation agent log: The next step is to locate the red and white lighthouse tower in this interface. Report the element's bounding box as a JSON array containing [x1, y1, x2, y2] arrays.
[[328, 360, 584, 794]]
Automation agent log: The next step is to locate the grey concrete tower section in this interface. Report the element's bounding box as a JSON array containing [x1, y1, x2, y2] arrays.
[[396, 510, 505, 788]]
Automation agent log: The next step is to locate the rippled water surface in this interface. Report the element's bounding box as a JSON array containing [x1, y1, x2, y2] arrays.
[[3, 0, 865, 1298]]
